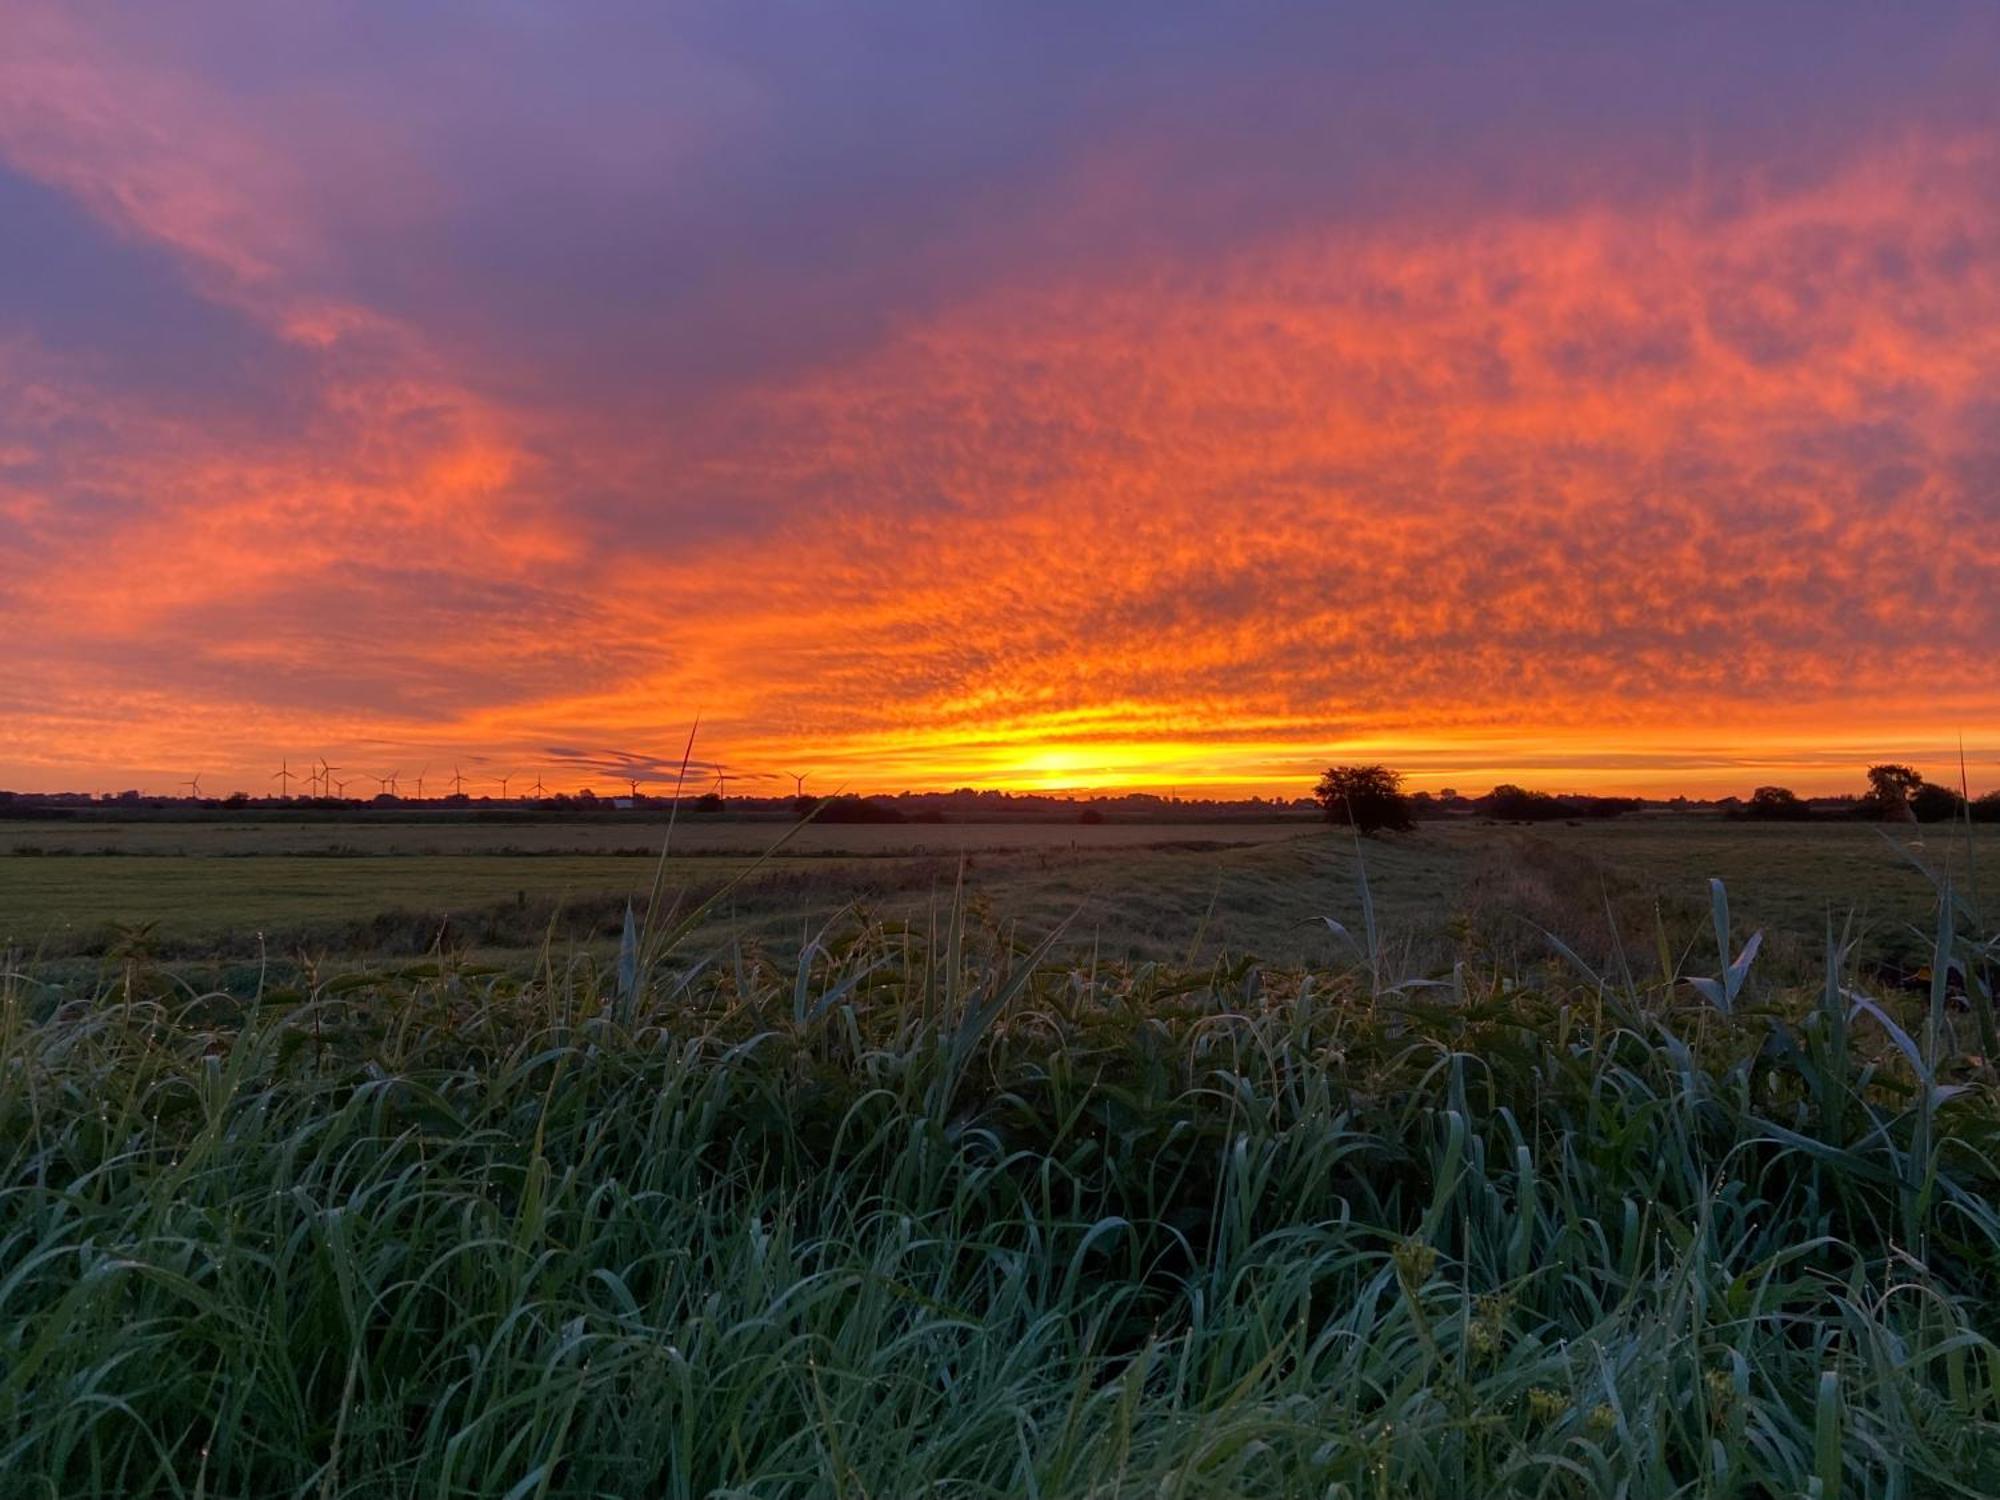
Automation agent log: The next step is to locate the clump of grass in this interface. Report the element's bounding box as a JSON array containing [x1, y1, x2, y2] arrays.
[[1, 872, 1997, 1497]]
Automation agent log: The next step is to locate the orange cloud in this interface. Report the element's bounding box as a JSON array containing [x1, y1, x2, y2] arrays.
[[1, 14, 1997, 798], [541, 138, 2000, 794]]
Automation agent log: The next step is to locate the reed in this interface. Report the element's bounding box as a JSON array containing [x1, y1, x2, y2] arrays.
[[2, 865, 1996, 1496]]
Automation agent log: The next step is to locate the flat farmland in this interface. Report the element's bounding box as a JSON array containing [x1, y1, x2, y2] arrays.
[[0, 817, 1314, 962], [1, 814, 1985, 976], [0, 815, 1313, 859]]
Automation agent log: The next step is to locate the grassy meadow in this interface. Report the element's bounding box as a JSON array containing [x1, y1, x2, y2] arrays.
[[0, 814, 1984, 981], [4, 812, 1999, 1495]]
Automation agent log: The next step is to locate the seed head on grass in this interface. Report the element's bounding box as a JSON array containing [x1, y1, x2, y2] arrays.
[[1392, 1238, 1438, 1291]]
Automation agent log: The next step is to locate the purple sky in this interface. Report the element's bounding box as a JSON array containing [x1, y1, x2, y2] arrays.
[[5, 2, 2000, 796]]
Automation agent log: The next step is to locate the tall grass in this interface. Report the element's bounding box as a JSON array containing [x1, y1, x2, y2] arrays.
[[2, 872, 1998, 1497]]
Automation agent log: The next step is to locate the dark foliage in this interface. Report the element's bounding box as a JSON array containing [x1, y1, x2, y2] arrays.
[[1865, 764, 1925, 817], [1313, 765, 1413, 833], [1911, 782, 1968, 823], [1745, 786, 1813, 821], [814, 796, 908, 824], [1570, 795, 1642, 818], [1478, 784, 1564, 821]]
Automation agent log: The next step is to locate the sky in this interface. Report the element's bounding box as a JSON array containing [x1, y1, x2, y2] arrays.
[[4, 2, 2000, 800]]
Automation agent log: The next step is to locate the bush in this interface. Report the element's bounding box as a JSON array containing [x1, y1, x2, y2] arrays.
[[1479, 783, 1564, 821], [1911, 782, 1968, 823], [1745, 785, 1812, 820], [815, 795, 908, 823]]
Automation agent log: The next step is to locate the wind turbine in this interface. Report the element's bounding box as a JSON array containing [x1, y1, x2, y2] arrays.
[[531, 773, 547, 799], [449, 765, 466, 797], [499, 773, 514, 801], [626, 775, 642, 800], [787, 770, 807, 798], [317, 758, 341, 799], [413, 766, 428, 803], [183, 774, 203, 800], [333, 777, 350, 799], [379, 771, 399, 798], [714, 770, 729, 801], [273, 758, 295, 798]]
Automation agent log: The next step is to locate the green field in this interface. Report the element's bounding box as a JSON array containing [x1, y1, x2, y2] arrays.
[[0, 814, 1315, 859], [4, 848, 1997, 1496], [2, 816, 1986, 982]]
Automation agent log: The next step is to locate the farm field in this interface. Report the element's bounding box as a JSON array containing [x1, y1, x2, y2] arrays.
[[6, 852, 1997, 1496], [2, 814, 1985, 977], [0, 819, 1306, 962], [7, 814, 1996, 1497], [0, 814, 1315, 859]]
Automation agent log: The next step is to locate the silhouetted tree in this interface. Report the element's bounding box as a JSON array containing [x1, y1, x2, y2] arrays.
[[816, 795, 906, 824], [1910, 782, 1966, 823], [1745, 786, 1811, 821], [1973, 791, 2000, 824], [1480, 784, 1563, 821], [1865, 764, 1925, 815], [1314, 765, 1412, 833]]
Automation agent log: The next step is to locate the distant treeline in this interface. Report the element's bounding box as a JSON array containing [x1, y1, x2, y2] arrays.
[[1317, 762, 2000, 833], [0, 785, 1317, 822], [1735, 765, 2000, 824], [1409, 786, 1644, 822], [8, 763, 1999, 825]]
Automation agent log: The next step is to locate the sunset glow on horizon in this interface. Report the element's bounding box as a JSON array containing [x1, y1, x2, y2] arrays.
[[6, 4, 2000, 800]]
